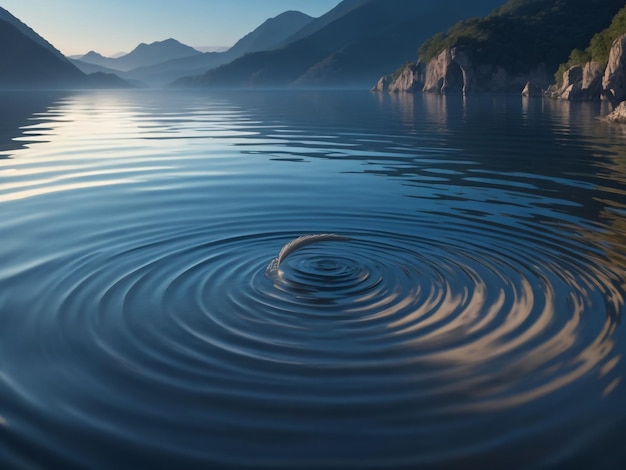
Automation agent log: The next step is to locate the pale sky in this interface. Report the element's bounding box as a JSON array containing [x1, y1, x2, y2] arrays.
[[1, 0, 341, 56]]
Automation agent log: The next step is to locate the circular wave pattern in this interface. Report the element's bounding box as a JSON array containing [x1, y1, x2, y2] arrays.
[[0, 91, 625, 469], [3, 219, 623, 468]]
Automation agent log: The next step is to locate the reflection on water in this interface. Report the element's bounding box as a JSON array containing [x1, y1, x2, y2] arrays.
[[0, 91, 71, 158], [0, 89, 625, 469]]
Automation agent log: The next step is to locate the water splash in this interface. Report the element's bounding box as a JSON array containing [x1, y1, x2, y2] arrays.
[[266, 233, 351, 274]]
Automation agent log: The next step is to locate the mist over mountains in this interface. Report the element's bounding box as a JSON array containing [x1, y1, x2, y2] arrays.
[[78, 39, 202, 72], [66, 10, 315, 87]]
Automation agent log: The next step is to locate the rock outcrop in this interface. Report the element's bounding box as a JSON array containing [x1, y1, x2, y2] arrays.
[[602, 101, 626, 122], [374, 46, 551, 96], [371, 62, 426, 93], [547, 34, 626, 102], [421, 48, 465, 94], [545, 65, 585, 100], [390, 62, 426, 93], [522, 81, 542, 97], [370, 75, 390, 93], [603, 33, 626, 101], [373, 34, 626, 102]]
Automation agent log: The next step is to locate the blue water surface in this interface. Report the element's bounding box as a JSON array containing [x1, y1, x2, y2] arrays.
[[0, 89, 625, 469]]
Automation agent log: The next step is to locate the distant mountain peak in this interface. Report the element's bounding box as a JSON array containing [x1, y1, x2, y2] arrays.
[[76, 38, 202, 72], [81, 50, 107, 61], [131, 38, 198, 53]]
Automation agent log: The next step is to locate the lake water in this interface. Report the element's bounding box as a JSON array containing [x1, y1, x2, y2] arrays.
[[1, 89, 625, 469]]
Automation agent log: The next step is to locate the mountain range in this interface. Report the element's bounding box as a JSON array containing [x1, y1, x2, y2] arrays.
[[77, 39, 202, 72], [3, 1, 510, 90], [175, 0, 505, 88], [70, 11, 315, 87], [9, 0, 621, 94]]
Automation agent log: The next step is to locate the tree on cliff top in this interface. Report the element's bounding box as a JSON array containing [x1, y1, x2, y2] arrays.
[[554, 5, 626, 84], [417, 0, 625, 76]]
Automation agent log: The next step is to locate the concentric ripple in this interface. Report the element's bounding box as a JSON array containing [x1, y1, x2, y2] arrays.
[[0, 90, 625, 469]]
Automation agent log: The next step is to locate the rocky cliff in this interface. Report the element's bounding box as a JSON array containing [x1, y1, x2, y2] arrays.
[[374, 31, 626, 106], [546, 34, 626, 102], [602, 101, 626, 122], [603, 33, 626, 102], [372, 47, 551, 95], [372, 0, 625, 96]]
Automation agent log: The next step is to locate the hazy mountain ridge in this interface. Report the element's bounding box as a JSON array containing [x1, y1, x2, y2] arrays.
[[174, 0, 505, 89], [71, 57, 121, 75], [73, 11, 316, 87], [78, 39, 202, 72]]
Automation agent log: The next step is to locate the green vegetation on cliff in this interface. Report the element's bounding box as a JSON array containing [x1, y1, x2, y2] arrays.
[[554, 5, 626, 84], [418, 0, 625, 76]]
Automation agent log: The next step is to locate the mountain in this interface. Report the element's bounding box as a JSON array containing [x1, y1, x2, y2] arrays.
[[78, 50, 110, 67], [0, 18, 85, 87], [174, 0, 506, 89], [278, 0, 369, 46], [118, 10, 316, 87], [375, 0, 626, 94], [71, 57, 122, 76], [69, 60, 145, 88], [227, 11, 313, 58], [79, 39, 201, 72], [0, 6, 68, 63], [0, 7, 133, 89]]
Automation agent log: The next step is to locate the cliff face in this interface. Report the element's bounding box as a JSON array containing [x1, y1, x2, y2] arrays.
[[373, 47, 551, 95], [372, 0, 625, 97], [376, 32, 626, 104], [603, 33, 626, 101], [546, 34, 626, 102]]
